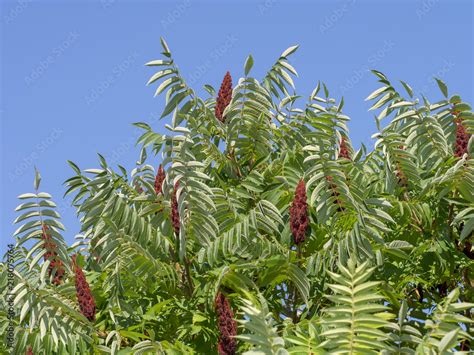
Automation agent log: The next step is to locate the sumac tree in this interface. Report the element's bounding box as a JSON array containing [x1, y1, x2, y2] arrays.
[[1, 38, 473, 354]]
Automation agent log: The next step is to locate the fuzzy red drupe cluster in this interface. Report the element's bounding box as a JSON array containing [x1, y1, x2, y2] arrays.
[[72, 254, 96, 322], [215, 292, 237, 355], [339, 136, 351, 160], [325, 175, 345, 212], [135, 182, 144, 194], [41, 225, 65, 285], [154, 164, 166, 195], [171, 181, 180, 235], [454, 118, 470, 158], [396, 164, 408, 187], [215, 72, 233, 122], [395, 146, 408, 187], [290, 179, 309, 245]]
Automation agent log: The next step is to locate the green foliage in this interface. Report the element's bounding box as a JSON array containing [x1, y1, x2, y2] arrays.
[[1, 39, 473, 354], [237, 295, 288, 355], [321, 258, 392, 353]]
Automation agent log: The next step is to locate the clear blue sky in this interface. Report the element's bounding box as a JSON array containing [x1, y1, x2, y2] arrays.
[[1, 0, 473, 256]]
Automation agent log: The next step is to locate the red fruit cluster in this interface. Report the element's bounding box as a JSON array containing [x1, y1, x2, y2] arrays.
[[25, 346, 33, 355], [41, 225, 65, 285], [135, 182, 144, 194], [154, 164, 166, 195], [215, 72, 232, 122], [339, 136, 350, 159], [72, 255, 96, 322], [171, 181, 180, 235], [215, 292, 237, 355], [454, 118, 470, 158], [326, 176, 344, 212], [396, 163, 408, 187], [290, 180, 309, 245], [395, 146, 408, 187]]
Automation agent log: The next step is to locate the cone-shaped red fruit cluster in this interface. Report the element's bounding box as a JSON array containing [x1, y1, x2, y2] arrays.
[[454, 118, 470, 158], [290, 179, 309, 245], [215, 292, 237, 355], [41, 225, 65, 285], [396, 163, 408, 187], [26, 346, 33, 355], [72, 254, 96, 322], [154, 164, 166, 195], [135, 182, 144, 194], [171, 181, 180, 235], [215, 72, 232, 123], [326, 176, 344, 212], [339, 136, 351, 159]]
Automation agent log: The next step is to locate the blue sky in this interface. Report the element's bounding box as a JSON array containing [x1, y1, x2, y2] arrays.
[[1, 0, 473, 256]]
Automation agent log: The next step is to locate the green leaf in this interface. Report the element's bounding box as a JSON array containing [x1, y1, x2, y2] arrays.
[[161, 90, 189, 118], [154, 76, 180, 97], [137, 147, 147, 165], [145, 59, 171, 66], [371, 69, 387, 81], [34, 167, 41, 191], [390, 101, 415, 109], [146, 69, 175, 86], [365, 86, 388, 101], [133, 122, 152, 131], [449, 94, 462, 104], [400, 80, 414, 98], [287, 264, 310, 304], [18, 193, 37, 199], [438, 329, 458, 353], [160, 37, 170, 54], [244, 55, 254, 76], [281, 45, 299, 58], [67, 160, 81, 174], [434, 78, 448, 98], [203, 84, 215, 96], [453, 102, 471, 112]]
